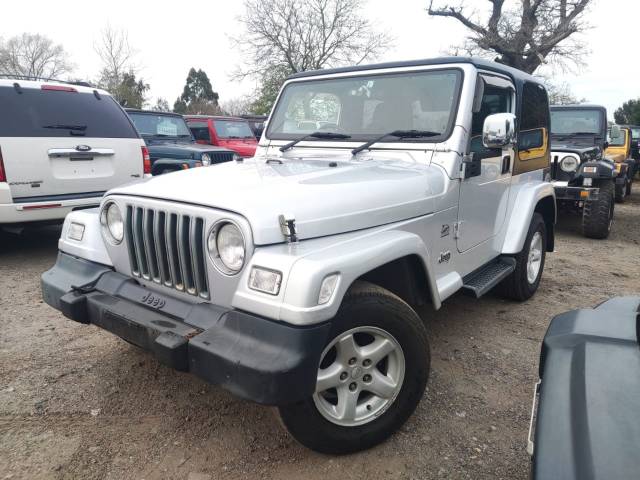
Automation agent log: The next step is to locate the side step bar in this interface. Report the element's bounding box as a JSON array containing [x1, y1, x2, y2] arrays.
[[461, 257, 516, 298]]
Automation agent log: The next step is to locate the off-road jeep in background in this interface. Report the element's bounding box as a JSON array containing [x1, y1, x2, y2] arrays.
[[42, 57, 555, 454], [605, 125, 636, 200], [549, 105, 625, 239], [125, 109, 238, 175]]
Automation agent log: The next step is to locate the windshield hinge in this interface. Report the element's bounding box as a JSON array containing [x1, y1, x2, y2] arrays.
[[279, 214, 298, 243]]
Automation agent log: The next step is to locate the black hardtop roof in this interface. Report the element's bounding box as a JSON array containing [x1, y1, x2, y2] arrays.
[[125, 108, 183, 117], [286, 56, 540, 84]]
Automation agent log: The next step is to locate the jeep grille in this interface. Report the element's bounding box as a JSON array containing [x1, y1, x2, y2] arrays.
[[211, 151, 235, 164], [125, 205, 209, 299]]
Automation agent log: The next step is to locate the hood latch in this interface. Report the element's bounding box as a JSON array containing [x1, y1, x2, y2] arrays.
[[279, 214, 298, 243]]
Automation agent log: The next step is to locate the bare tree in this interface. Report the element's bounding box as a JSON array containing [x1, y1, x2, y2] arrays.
[[221, 97, 253, 116], [543, 79, 586, 105], [427, 0, 592, 73], [94, 27, 149, 108], [0, 33, 72, 79], [235, 0, 391, 78]]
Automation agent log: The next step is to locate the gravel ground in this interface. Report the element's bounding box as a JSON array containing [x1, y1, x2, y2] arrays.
[[1, 193, 639, 480]]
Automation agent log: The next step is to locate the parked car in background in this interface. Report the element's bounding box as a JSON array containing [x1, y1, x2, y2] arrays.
[[549, 104, 623, 239], [528, 296, 640, 479], [619, 124, 640, 167], [0, 77, 146, 226], [605, 126, 635, 199], [240, 114, 268, 139], [126, 109, 238, 175], [185, 115, 257, 158], [42, 57, 556, 455]]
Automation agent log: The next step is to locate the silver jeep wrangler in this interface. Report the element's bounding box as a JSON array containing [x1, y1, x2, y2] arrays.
[[42, 57, 555, 454]]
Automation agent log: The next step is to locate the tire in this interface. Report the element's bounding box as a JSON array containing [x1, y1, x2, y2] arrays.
[[278, 281, 430, 454], [498, 213, 546, 301], [582, 179, 615, 239], [626, 178, 632, 196], [615, 179, 626, 203]]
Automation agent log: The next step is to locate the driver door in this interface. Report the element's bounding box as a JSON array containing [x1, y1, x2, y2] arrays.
[[457, 75, 515, 253]]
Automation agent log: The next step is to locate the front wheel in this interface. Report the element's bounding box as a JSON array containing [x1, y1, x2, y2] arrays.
[[498, 212, 547, 301], [583, 179, 615, 239], [278, 281, 430, 454]]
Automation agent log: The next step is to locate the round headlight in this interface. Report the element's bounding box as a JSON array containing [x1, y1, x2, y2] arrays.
[[560, 156, 579, 173], [100, 202, 124, 244], [207, 221, 245, 274], [233, 153, 243, 162], [201, 153, 211, 166]]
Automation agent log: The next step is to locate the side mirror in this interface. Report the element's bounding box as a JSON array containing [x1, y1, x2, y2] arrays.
[[610, 124, 621, 140], [483, 113, 517, 149]]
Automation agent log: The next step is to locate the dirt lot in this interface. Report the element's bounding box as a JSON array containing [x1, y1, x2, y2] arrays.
[[1, 194, 639, 480]]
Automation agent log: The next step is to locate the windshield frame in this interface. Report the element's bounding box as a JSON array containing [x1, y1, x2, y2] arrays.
[[265, 67, 465, 145], [550, 107, 606, 136]]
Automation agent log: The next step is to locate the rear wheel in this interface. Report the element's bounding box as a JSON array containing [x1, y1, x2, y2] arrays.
[[583, 179, 615, 239], [615, 179, 627, 203], [278, 281, 430, 454], [498, 213, 546, 301], [626, 177, 633, 196]]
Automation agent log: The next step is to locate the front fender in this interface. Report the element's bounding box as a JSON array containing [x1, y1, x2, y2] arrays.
[[58, 208, 112, 266], [233, 229, 438, 326], [151, 158, 198, 175], [580, 160, 616, 178], [501, 182, 556, 255]]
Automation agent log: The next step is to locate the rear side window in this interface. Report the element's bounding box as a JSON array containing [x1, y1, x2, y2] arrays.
[[519, 82, 549, 151], [0, 86, 138, 138], [187, 121, 211, 141]]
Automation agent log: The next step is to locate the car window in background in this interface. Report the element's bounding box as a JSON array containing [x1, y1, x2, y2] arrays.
[[266, 69, 462, 141], [630, 127, 640, 139], [0, 87, 138, 138], [550, 109, 602, 134], [128, 113, 192, 137], [608, 128, 626, 146], [188, 121, 211, 141], [214, 120, 255, 139]]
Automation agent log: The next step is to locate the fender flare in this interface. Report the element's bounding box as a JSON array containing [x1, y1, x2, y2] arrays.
[[501, 182, 556, 255], [151, 158, 196, 175], [276, 229, 439, 325]]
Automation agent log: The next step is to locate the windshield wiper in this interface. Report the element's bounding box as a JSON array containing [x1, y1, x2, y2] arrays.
[[351, 130, 440, 155], [279, 131, 351, 152], [43, 124, 87, 131]]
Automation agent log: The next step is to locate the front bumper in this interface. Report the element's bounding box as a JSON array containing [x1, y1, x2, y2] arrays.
[[41, 252, 331, 405], [551, 181, 599, 201]]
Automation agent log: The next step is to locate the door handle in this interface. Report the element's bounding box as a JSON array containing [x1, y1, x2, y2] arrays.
[[502, 155, 511, 174]]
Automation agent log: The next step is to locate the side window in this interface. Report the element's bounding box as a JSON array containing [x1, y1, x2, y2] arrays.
[[519, 83, 549, 160], [470, 81, 513, 158], [188, 121, 211, 142]]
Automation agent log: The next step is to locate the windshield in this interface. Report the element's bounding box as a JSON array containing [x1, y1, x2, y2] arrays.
[[128, 112, 192, 137], [550, 109, 603, 135], [214, 120, 255, 139], [267, 69, 462, 142], [0, 86, 137, 138]]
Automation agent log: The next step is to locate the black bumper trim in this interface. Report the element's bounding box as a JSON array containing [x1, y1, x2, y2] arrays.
[[41, 252, 331, 405], [553, 185, 599, 201]]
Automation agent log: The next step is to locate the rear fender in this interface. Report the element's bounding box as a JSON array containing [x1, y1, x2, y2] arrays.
[[501, 182, 556, 255]]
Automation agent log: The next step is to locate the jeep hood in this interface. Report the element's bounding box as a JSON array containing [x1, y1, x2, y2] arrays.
[[145, 141, 230, 157], [108, 154, 444, 245]]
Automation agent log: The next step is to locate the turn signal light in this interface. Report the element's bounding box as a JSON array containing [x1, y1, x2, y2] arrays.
[[142, 146, 151, 174]]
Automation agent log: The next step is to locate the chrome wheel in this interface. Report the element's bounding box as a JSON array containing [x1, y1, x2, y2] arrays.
[[527, 231, 543, 284], [313, 326, 405, 427]]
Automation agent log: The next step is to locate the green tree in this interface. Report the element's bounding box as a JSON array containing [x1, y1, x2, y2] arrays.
[[173, 68, 220, 114], [250, 65, 290, 115], [614, 99, 640, 125]]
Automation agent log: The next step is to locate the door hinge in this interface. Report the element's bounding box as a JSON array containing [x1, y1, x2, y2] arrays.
[[453, 221, 462, 239]]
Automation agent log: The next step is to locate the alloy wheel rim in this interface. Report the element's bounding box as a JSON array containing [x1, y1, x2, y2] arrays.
[[527, 231, 543, 284], [312, 326, 405, 427]]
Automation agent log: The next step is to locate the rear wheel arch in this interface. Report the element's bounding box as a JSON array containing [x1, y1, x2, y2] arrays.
[[534, 195, 556, 252]]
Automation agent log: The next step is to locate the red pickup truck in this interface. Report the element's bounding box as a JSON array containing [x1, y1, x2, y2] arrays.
[[186, 115, 257, 158]]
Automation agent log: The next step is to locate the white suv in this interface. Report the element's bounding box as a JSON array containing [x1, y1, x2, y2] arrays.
[[0, 78, 147, 225]]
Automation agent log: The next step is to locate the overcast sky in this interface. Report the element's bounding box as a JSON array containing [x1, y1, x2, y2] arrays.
[[2, 0, 637, 117]]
